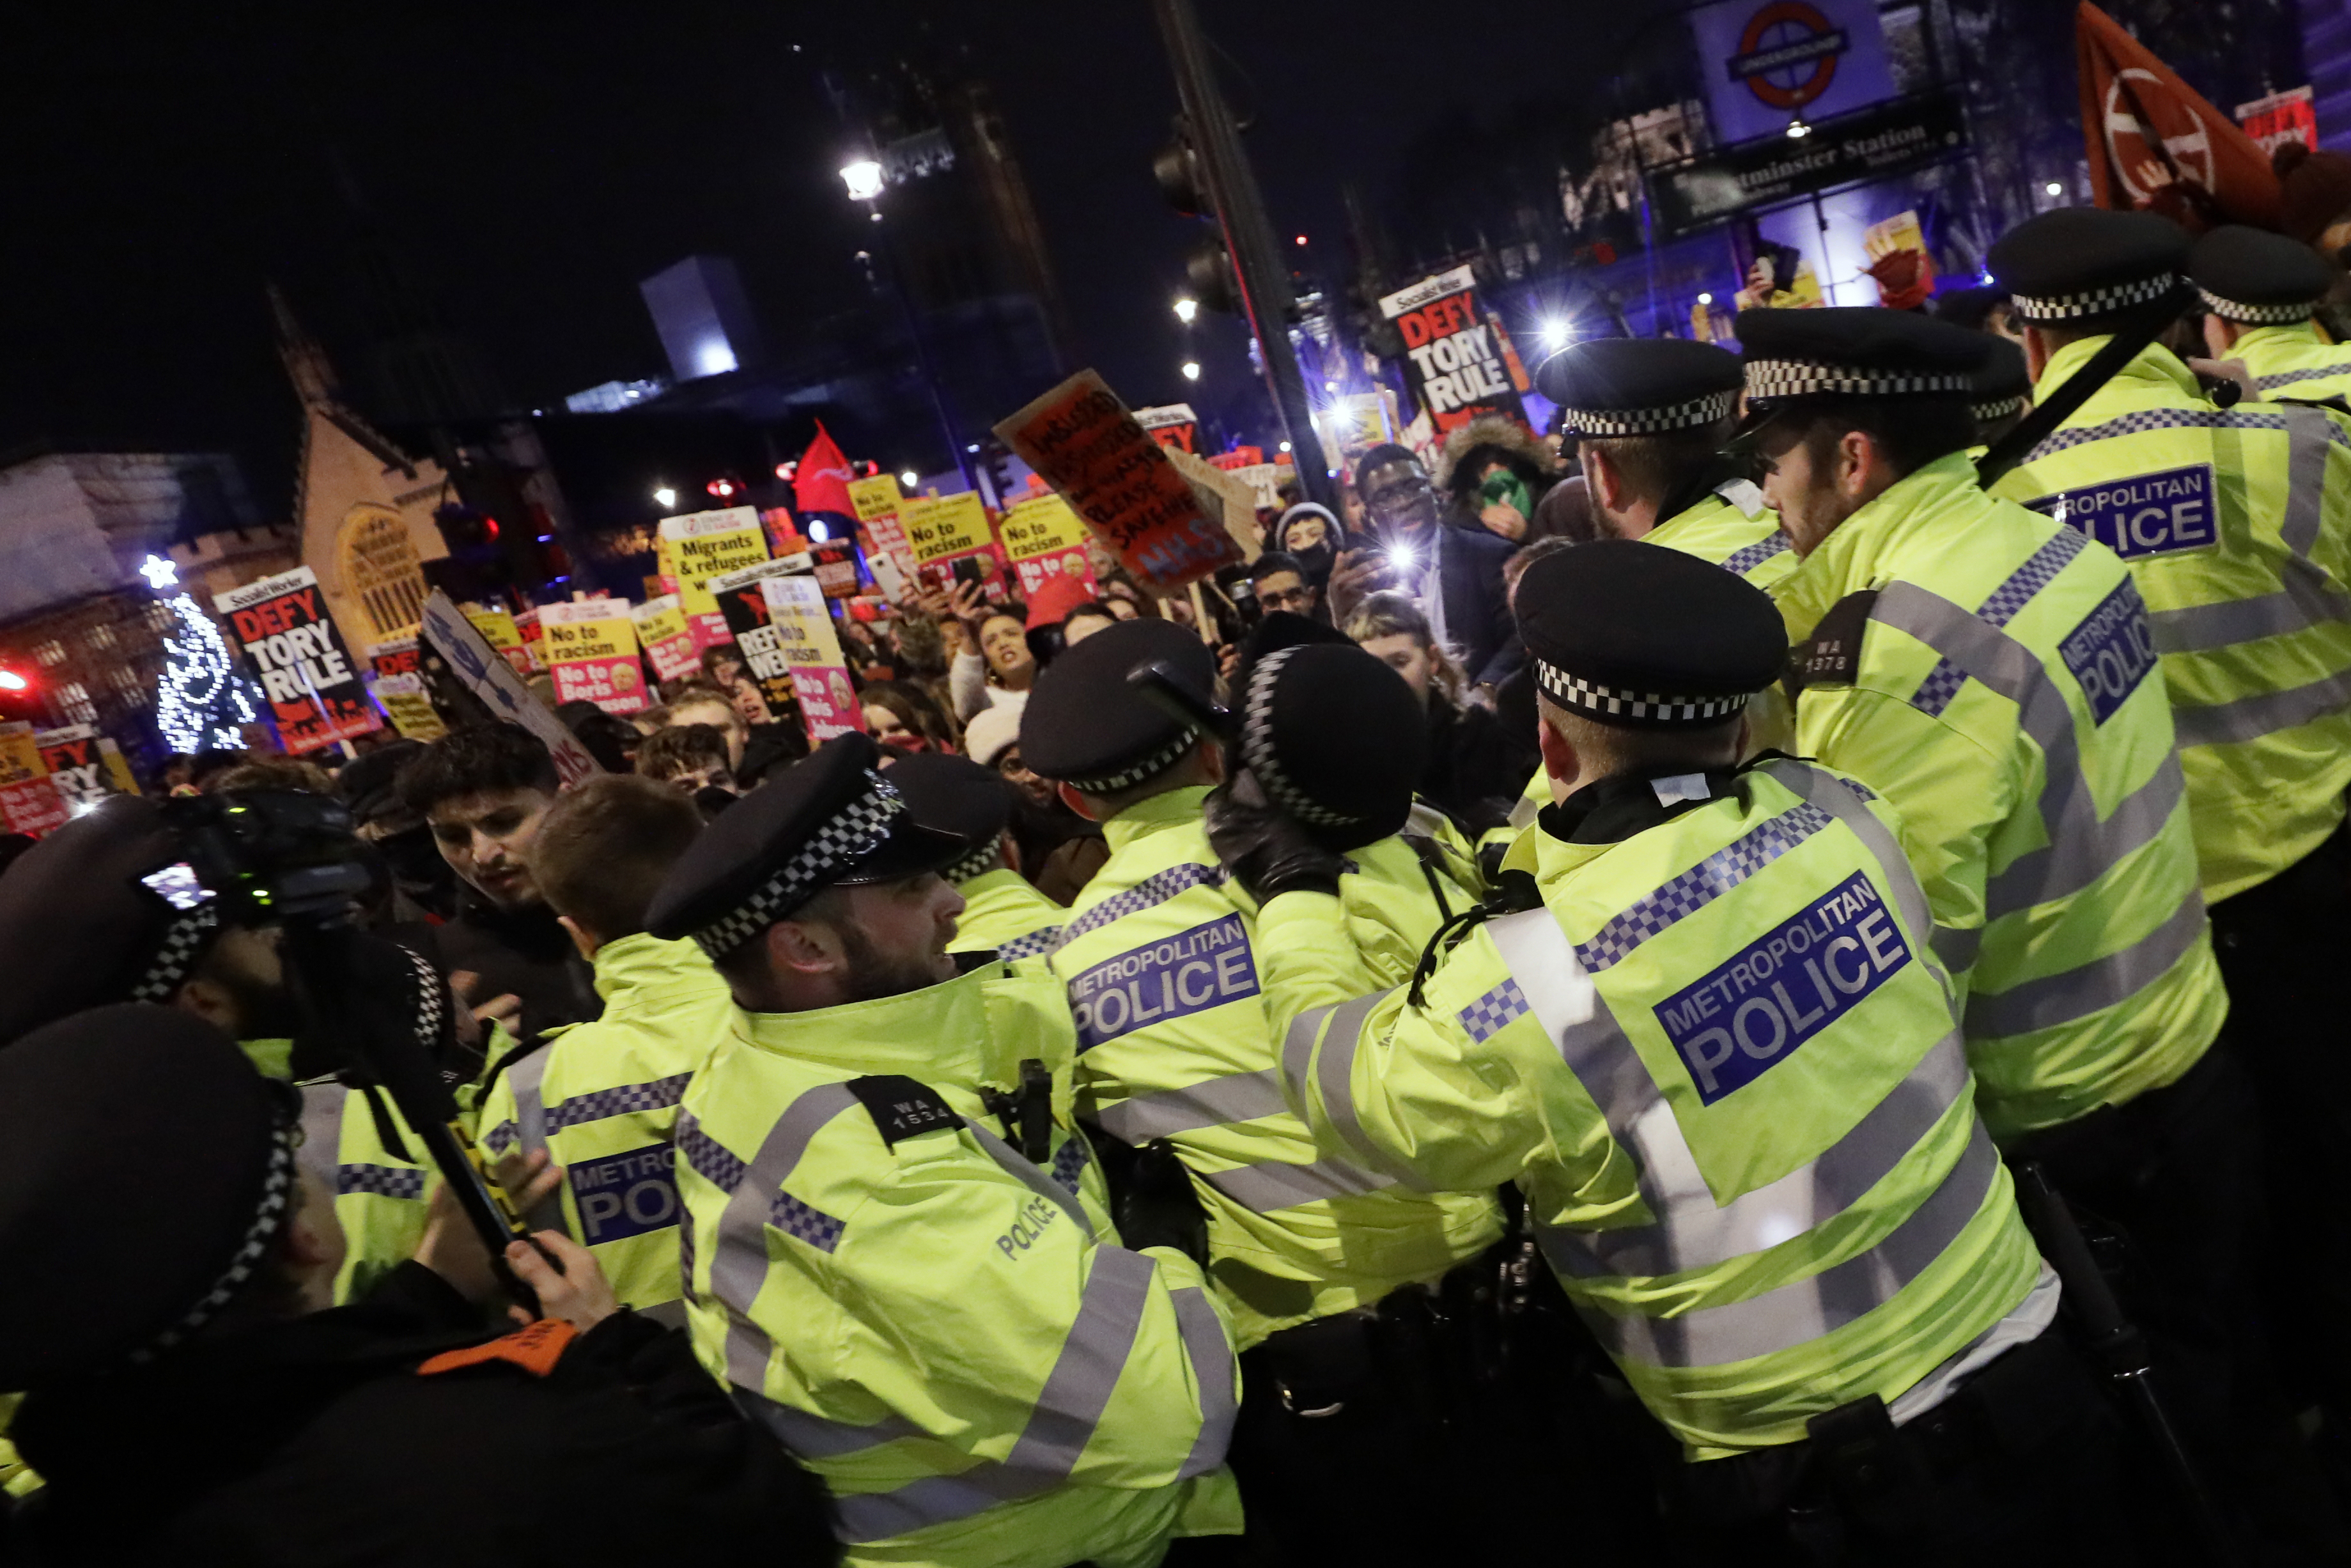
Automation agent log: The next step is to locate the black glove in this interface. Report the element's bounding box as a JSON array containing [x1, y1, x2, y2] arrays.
[[1204, 773, 1346, 901], [1116, 1138, 1211, 1267]]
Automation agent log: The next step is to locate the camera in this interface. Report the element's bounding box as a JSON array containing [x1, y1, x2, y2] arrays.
[[157, 791, 373, 928]]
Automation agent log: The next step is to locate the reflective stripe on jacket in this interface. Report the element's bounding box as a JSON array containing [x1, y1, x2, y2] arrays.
[[1992, 339, 2351, 901], [948, 867, 1066, 959], [1262, 757, 2041, 1457], [293, 1073, 434, 1305], [1780, 451, 2225, 1139], [2237, 320, 2351, 407], [1051, 786, 1502, 1349], [476, 932, 733, 1321], [678, 959, 1241, 1568]]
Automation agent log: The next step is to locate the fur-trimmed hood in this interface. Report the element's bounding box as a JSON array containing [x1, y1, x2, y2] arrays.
[[1435, 414, 1555, 498]]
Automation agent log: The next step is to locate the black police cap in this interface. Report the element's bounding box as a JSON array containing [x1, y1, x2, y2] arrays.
[[1020, 618, 1216, 794], [1239, 642, 1427, 850], [886, 752, 1015, 885], [646, 731, 966, 957], [1973, 337, 2031, 423], [1535, 338, 1744, 437], [1988, 208, 2189, 325], [0, 795, 222, 1045], [1517, 539, 1786, 729], [2190, 224, 2332, 324], [0, 1005, 297, 1389], [1737, 307, 1991, 404]]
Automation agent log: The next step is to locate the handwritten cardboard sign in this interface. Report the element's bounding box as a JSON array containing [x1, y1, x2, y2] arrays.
[[995, 371, 1243, 594], [419, 591, 601, 784]]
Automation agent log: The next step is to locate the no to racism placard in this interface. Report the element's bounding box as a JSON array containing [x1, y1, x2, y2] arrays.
[[759, 574, 865, 745], [997, 492, 1099, 600], [633, 594, 699, 685], [537, 599, 649, 715], [216, 566, 382, 753]]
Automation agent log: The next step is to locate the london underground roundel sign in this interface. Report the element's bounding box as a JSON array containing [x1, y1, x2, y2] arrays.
[[1728, 0, 1851, 113]]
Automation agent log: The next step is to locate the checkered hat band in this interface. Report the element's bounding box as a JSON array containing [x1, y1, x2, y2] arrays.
[[1971, 394, 2026, 422], [1534, 656, 1750, 726], [1744, 360, 1973, 400], [1563, 389, 1739, 438], [2010, 272, 2178, 323], [128, 1124, 298, 1366], [1240, 649, 1355, 828], [693, 773, 906, 957], [2196, 287, 2312, 325], [130, 904, 224, 1003], [942, 840, 1001, 887], [1062, 727, 1204, 796]]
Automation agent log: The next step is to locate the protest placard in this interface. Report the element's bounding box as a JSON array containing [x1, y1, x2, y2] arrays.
[[215, 566, 382, 753], [759, 575, 865, 745], [463, 605, 534, 674], [419, 592, 600, 784], [372, 672, 449, 741], [537, 599, 649, 715], [33, 724, 132, 811], [1135, 403, 1200, 453], [995, 371, 1243, 594], [632, 594, 699, 685], [657, 507, 772, 649], [1378, 266, 1529, 437], [0, 722, 69, 836], [898, 492, 1000, 591], [710, 555, 816, 722], [370, 636, 422, 681], [996, 492, 1100, 600]]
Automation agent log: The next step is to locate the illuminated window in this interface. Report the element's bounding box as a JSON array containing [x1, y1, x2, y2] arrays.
[[34, 640, 65, 667], [58, 681, 95, 726], [340, 507, 428, 642]]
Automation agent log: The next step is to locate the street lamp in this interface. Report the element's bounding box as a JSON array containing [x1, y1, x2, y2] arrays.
[[1174, 297, 1199, 325], [1181, 361, 1202, 382], [840, 150, 969, 488], [899, 470, 919, 488], [653, 485, 676, 511], [839, 159, 885, 201]]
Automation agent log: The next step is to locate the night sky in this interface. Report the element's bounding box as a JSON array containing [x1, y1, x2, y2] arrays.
[[3, 0, 1627, 503]]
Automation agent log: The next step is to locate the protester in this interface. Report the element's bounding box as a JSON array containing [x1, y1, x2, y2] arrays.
[[1436, 412, 1555, 544], [1270, 502, 1344, 598], [0, 1004, 839, 1565], [1328, 443, 1521, 694], [1060, 600, 1121, 644], [859, 679, 958, 756], [558, 699, 642, 773], [1342, 590, 1520, 830], [635, 722, 736, 795], [942, 581, 1036, 723], [1246, 551, 1320, 623], [396, 724, 599, 1047]]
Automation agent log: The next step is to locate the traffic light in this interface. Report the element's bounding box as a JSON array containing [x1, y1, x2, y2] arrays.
[[1155, 118, 1244, 317]]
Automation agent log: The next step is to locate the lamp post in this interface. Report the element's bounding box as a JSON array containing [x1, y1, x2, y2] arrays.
[[841, 157, 971, 491]]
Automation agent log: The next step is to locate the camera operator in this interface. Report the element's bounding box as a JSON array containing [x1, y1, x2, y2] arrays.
[[0, 1004, 836, 1566]]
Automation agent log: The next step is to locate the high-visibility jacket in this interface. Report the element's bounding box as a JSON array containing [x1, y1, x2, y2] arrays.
[[1051, 786, 1503, 1349], [268, 1036, 431, 1305], [677, 958, 1242, 1568], [1646, 481, 1799, 592], [476, 932, 733, 1321], [1266, 756, 2042, 1457], [1991, 339, 2351, 901], [949, 866, 1066, 959], [1780, 451, 2224, 1140], [2233, 320, 2351, 407]]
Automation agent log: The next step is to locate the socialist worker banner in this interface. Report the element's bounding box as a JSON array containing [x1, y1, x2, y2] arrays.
[[710, 555, 818, 722], [216, 566, 382, 753], [1378, 267, 1528, 438], [36, 724, 136, 809]]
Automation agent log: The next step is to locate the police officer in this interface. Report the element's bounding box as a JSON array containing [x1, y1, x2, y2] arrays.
[[887, 750, 1067, 958], [1751, 305, 2337, 1550], [1021, 618, 1504, 1564], [0, 1004, 837, 1564], [1972, 337, 2033, 449], [1251, 540, 2150, 1562], [0, 793, 453, 1303], [1537, 336, 1796, 589], [1989, 212, 2351, 1438], [2189, 222, 2351, 406], [643, 733, 1241, 1568], [475, 775, 729, 1322]]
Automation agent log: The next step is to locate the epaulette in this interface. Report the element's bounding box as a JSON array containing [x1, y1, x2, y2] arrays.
[[1784, 589, 1879, 700], [847, 1075, 964, 1148]]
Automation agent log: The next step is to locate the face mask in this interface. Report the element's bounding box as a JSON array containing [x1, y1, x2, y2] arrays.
[[1289, 538, 1336, 578]]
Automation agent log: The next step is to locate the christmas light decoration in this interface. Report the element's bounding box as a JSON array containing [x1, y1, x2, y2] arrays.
[[147, 555, 260, 752]]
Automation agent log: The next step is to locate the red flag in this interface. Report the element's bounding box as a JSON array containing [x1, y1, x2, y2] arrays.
[[793, 421, 857, 518], [2076, 2, 2281, 232]]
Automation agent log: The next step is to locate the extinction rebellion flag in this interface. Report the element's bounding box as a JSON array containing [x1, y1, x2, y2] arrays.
[[1377, 266, 1530, 437], [215, 566, 381, 753]]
